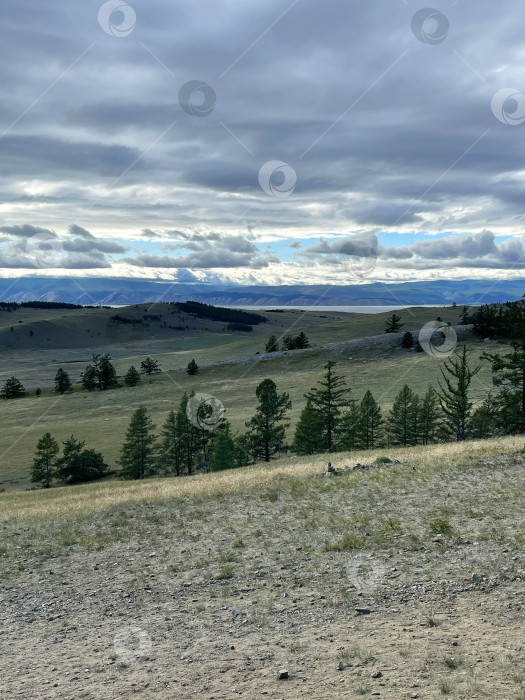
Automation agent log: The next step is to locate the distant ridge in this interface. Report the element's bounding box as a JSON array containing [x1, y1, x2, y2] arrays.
[[0, 277, 522, 306]]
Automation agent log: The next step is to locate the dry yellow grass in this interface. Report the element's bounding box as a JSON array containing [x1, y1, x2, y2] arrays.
[[2, 434, 522, 521]]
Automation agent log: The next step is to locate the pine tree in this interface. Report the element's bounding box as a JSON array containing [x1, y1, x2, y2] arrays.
[[401, 331, 414, 349], [292, 399, 325, 454], [305, 361, 350, 451], [419, 387, 440, 445], [281, 334, 297, 351], [409, 393, 421, 445], [385, 313, 404, 334], [210, 422, 236, 471], [118, 406, 157, 479], [158, 409, 183, 475], [469, 394, 500, 438], [492, 388, 523, 434], [459, 306, 470, 325], [265, 335, 280, 353], [246, 379, 292, 462], [233, 433, 252, 468], [177, 393, 196, 475], [387, 385, 418, 446], [357, 390, 383, 449], [189, 398, 220, 473], [54, 368, 72, 394], [98, 354, 118, 390], [187, 359, 198, 375], [82, 364, 97, 391], [0, 376, 26, 399], [31, 432, 59, 488], [55, 435, 108, 484], [141, 357, 161, 375], [82, 353, 117, 391], [124, 366, 141, 387], [483, 339, 525, 433], [336, 400, 361, 451], [436, 345, 481, 441], [295, 332, 310, 349]]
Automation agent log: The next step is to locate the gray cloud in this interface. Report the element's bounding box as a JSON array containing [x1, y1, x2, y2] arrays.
[[0, 222, 127, 269], [301, 230, 525, 270], [127, 251, 273, 269], [1, 0, 525, 280]]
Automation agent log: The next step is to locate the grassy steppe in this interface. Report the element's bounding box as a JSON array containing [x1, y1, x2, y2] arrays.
[[0, 303, 507, 490]]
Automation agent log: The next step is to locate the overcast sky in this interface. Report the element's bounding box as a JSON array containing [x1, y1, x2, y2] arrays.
[[1, 0, 525, 286]]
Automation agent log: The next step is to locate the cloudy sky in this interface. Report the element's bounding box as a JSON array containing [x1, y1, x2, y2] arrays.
[[1, 0, 525, 286]]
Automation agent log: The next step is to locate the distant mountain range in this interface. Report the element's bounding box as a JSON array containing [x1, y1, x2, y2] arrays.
[[0, 277, 523, 306]]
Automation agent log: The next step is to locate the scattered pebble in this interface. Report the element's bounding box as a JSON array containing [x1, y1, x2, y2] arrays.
[[355, 607, 371, 615]]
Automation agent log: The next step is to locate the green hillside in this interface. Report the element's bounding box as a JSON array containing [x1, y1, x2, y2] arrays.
[[0, 303, 500, 491]]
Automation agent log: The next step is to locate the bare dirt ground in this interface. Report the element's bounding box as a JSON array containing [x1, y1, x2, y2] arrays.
[[1, 445, 525, 699]]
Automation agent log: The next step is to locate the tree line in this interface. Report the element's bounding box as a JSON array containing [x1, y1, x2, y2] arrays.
[[30, 339, 525, 488], [1, 354, 201, 398]]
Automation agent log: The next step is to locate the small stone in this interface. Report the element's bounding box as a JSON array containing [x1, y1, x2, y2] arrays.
[[278, 669, 289, 680], [232, 609, 239, 617], [355, 607, 371, 615], [338, 661, 344, 671], [371, 670, 382, 678]]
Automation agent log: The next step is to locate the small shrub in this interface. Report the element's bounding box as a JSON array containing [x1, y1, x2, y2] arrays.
[[217, 565, 236, 580], [430, 518, 453, 537], [382, 517, 402, 533], [440, 679, 453, 694], [323, 534, 366, 552], [217, 551, 237, 563], [375, 456, 393, 464], [443, 655, 462, 670]]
